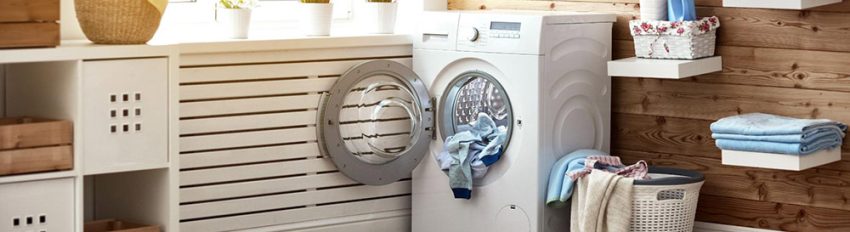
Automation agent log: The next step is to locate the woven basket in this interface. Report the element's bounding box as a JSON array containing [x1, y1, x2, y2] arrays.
[[630, 167, 705, 232], [75, 0, 167, 44], [630, 17, 719, 60]]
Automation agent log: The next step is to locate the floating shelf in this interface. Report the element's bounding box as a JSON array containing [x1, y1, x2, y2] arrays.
[[607, 56, 722, 79], [723, 0, 842, 9], [722, 148, 841, 171]]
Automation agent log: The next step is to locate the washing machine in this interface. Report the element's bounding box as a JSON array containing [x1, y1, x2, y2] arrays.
[[317, 10, 614, 232]]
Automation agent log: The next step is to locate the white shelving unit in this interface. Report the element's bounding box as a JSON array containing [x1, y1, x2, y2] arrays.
[[0, 42, 179, 232], [723, 0, 842, 9], [607, 56, 722, 79]]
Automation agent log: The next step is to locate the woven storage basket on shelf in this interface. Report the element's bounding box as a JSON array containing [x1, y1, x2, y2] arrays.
[[631, 167, 705, 232], [630, 16, 719, 59], [75, 0, 168, 44]]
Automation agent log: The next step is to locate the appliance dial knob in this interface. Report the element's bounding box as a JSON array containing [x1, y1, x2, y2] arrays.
[[466, 27, 480, 42]]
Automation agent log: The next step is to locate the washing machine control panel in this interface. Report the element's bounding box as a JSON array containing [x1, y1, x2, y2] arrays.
[[456, 13, 544, 54]]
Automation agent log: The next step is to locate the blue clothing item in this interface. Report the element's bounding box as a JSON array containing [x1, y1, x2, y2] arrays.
[[667, 0, 696, 21], [712, 127, 845, 144], [437, 113, 507, 199], [710, 113, 847, 136], [715, 137, 842, 155], [545, 149, 609, 208]]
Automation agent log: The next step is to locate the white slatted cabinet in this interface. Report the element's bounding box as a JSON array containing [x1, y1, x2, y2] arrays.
[[178, 49, 414, 231]]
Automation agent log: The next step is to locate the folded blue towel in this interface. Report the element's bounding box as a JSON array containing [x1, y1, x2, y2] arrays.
[[712, 127, 844, 144], [715, 137, 842, 155], [545, 149, 608, 208], [710, 113, 847, 135]]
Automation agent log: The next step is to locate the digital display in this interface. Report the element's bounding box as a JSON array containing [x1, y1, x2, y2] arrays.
[[490, 22, 521, 31]]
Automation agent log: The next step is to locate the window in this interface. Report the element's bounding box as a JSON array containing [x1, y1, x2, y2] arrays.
[[163, 0, 353, 24]]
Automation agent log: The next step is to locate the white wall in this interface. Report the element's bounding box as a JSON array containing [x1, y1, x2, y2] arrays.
[[60, 0, 85, 40]]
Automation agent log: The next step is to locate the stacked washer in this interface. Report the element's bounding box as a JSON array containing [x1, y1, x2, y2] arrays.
[[317, 10, 615, 232]]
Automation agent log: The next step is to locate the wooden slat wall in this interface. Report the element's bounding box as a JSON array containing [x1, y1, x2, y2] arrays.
[[178, 50, 414, 231], [450, 0, 850, 231]]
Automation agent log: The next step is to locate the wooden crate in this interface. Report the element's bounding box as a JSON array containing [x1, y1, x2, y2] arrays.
[[0, 0, 60, 48], [85, 219, 161, 232], [0, 117, 73, 176]]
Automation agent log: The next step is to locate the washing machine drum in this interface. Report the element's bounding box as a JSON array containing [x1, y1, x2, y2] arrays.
[[320, 60, 513, 186]]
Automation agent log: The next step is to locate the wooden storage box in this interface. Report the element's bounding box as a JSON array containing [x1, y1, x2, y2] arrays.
[[85, 219, 161, 232], [0, 117, 73, 176], [0, 0, 60, 48]]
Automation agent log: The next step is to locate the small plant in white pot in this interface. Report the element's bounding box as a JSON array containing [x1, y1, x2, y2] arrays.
[[361, 0, 397, 34], [299, 0, 334, 36], [217, 0, 257, 39]]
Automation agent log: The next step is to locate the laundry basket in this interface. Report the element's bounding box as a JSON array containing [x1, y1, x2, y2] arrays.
[[631, 167, 705, 232]]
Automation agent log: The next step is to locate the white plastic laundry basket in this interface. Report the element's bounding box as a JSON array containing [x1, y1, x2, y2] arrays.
[[631, 167, 705, 232]]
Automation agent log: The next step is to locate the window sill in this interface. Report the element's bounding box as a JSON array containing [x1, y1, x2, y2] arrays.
[[150, 21, 413, 55]]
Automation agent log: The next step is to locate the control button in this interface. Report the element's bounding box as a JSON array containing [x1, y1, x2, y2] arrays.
[[465, 27, 480, 42]]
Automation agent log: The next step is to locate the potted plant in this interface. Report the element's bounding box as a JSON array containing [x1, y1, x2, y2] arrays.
[[361, 0, 397, 34], [299, 0, 334, 36], [217, 0, 257, 39]]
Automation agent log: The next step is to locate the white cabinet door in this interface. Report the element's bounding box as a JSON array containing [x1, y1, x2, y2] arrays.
[[0, 178, 75, 232], [82, 58, 169, 175]]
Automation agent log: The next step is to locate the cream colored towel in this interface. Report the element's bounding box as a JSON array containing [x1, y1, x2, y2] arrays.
[[571, 170, 634, 232]]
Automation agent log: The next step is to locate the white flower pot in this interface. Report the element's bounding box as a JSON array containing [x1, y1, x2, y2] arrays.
[[639, 0, 667, 20], [361, 2, 398, 34], [217, 8, 252, 39], [300, 3, 334, 36]]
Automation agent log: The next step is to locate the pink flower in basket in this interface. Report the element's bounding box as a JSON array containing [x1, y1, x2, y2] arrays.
[[670, 21, 681, 29], [676, 27, 685, 35], [699, 22, 710, 32], [641, 22, 653, 32], [708, 17, 718, 26], [633, 26, 642, 35], [657, 26, 668, 33]]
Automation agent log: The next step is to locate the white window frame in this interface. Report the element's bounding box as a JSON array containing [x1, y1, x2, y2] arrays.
[[163, 0, 353, 24]]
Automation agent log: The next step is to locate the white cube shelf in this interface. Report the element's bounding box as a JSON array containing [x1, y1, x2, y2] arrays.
[[607, 56, 722, 79], [722, 148, 841, 171], [723, 0, 841, 9]]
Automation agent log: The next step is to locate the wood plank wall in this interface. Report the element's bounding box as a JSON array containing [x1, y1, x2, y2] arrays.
[[449, 1, 850, 231]]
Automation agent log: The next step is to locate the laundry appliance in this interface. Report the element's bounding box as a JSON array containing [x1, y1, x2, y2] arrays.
[[316, 10, 615, 232]]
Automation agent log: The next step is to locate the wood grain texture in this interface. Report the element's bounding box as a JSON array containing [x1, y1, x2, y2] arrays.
[[451, 0, 850, 230], [0, 22, 59, 48], [612, 77, 850, 122], [0, 117, 72, 150], [697, 194, 850, 231], [0, 0, 59, 22], [0, 145, 73, 176]]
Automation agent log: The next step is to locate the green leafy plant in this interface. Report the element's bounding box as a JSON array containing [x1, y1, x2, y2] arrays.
[[366, 0, 394, 2], [300, 0, 331, 3], [219, 0, 258, 9]]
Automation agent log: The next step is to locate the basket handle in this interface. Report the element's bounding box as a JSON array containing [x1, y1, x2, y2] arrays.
[[654, 188, 687, 203], [648, 36, 670, 57]]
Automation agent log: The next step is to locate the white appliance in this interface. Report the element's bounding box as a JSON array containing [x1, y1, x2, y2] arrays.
[[317, 10, 614, 232]]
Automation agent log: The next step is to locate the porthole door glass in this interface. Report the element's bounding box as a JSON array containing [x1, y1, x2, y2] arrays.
[[320, 60, 433, 186]]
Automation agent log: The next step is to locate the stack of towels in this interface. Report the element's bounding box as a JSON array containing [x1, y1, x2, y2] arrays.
[[711, 113, 847, 155]]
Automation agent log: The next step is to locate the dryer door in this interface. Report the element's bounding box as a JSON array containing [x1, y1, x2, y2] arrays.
[[320, 60, 434, 186]]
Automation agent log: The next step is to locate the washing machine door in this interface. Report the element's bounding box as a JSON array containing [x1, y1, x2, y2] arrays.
[[320, 60, 434, 186]]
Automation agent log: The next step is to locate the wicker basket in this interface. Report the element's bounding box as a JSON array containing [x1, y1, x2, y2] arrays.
[[630, 17, 719, 60], [75, 0, 168, 44], [630, 167, 705, 232]]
